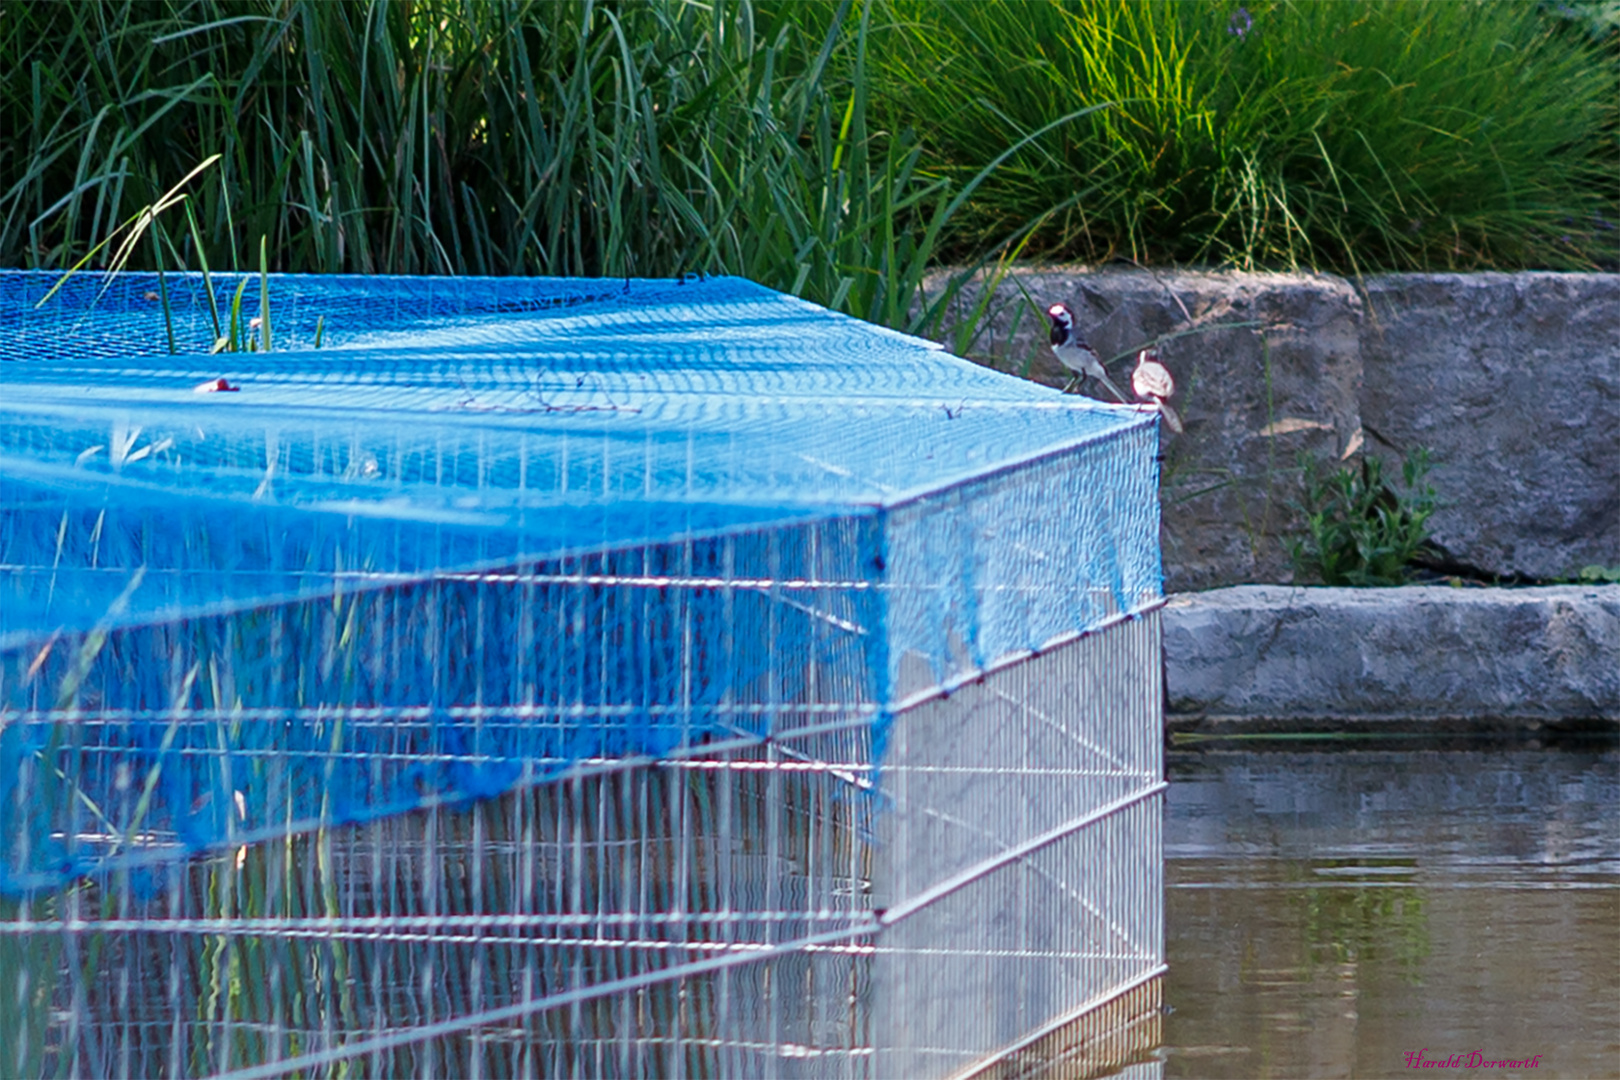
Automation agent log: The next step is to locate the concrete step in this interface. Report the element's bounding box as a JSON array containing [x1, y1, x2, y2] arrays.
[[1163, 585, 1620, 734]]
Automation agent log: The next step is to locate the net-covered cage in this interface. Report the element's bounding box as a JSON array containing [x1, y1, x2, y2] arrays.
[[0, 270, 1166, 1079]]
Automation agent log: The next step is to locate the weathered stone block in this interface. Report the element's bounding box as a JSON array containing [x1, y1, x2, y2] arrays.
[[1163, 584, 1620, 728], [1359, 272, 1620, 580]]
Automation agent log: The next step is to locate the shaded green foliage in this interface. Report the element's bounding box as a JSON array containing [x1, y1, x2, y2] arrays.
[[0, 0, 1039, 332], [855, 0, 1619, 271], [1, 0, 1613, 310], [1289, 448, 1438, 587]]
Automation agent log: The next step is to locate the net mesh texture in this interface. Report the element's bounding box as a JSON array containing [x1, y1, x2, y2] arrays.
[[0, 270, 1164, 1079]]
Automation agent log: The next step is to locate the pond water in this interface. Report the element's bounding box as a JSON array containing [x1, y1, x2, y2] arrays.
[[1155, 741, 1620, 1080]]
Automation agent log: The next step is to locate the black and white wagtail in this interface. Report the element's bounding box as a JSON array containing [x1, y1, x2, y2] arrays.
[[1047, 302, 1127, 403]]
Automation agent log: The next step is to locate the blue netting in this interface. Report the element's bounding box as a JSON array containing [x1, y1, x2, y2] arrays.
[[0, 270, 1160, 894]]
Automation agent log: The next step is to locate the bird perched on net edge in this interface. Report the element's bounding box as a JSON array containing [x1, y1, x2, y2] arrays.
[[1131, 348, 1183, 433], [1047, 303, 1127, 402]]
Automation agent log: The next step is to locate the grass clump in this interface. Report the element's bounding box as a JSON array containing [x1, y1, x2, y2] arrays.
[[0, 0, 1064, 334], [1289, 448, 1438, 587], [853, 0, 1619, 272]]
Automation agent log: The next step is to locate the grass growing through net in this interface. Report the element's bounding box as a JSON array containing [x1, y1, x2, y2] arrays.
[[853, 0, 1618, 271]]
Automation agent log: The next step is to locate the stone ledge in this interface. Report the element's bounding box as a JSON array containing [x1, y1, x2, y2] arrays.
[[1163, 585, 1620, 732]]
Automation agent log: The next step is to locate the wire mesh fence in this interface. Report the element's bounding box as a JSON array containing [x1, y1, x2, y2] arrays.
[[0, 271, 1164, 1078]]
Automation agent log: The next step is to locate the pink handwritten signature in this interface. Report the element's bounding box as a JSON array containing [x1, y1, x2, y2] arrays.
[[1404, 1049, 1544, 1069]]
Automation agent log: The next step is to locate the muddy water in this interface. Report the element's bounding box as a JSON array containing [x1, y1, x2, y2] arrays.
[[1160, 744, 1620, 1080]]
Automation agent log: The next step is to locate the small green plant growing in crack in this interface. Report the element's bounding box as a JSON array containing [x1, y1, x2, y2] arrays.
[[1288, 447, 1438, 586]]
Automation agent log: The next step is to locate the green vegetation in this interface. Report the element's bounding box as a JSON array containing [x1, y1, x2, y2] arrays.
[[861, 0, 1618, 272], [0, 0, 1067, 334], [1, 1, 1614, 329], [1288, 448, 1438, 587]]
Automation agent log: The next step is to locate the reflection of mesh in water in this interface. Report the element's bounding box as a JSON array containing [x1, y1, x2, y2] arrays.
[[0, 271, 1165, 1078]]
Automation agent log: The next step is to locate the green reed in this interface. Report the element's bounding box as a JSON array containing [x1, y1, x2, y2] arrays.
[[0, 0, 1067, 335]]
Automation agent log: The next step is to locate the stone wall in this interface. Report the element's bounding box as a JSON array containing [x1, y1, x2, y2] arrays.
[[929, 269, 1619, 590]]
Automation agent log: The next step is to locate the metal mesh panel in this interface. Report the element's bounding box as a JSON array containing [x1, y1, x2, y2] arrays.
[[874, 613, 1165, 1079], [0, 271, 1163, 1078]]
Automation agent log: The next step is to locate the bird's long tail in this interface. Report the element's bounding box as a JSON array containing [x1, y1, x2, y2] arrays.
[[1095, 369, 1128, 403], [1157, 400, 1184, 434]]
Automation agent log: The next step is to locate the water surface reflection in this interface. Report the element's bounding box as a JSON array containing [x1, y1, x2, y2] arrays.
[[1163, 744, 1619, 1080]]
